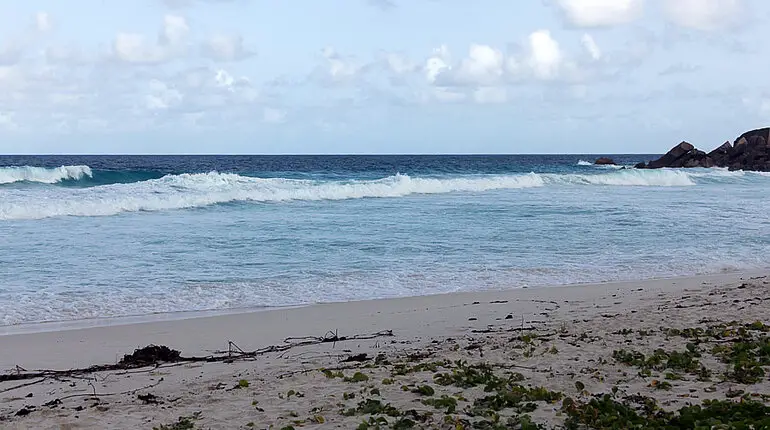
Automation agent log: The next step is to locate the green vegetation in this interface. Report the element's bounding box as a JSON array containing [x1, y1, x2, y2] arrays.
[[152, 412, 201, 430], [612, 347, 710, 379], [411, 385, 435, 396], [344, 372, 370, 383], [421, 395, 457, 414], [563, 394, 770, 429]]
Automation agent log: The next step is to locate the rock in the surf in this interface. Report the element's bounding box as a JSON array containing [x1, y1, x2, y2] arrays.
[[594, 157, 616, 165]]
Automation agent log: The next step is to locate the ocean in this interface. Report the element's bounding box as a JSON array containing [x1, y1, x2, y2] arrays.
[[1, 154, 769, 327]]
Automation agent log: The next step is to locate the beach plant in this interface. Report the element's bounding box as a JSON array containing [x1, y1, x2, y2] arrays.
[[345, 372, 370, 383], [412, 385, 435, 396], [421, 395, 457, 414], [322, 369, 344, 379], [152, 412, 201, 430], [612, 347, 708, 377], [562, 394, 770, 429]]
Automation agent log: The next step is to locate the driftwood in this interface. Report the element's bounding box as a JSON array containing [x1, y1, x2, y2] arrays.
[[0, 329, 394, 388]]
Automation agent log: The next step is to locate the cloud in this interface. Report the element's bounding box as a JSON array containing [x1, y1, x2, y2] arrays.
[[201, 34, 253, 61], [555, 0, 644, 27], [35, 12, 52, 33], [581, 34, 601, 60], [424, 45, 451, 83], [419, 30, 606, 95], [112, 15, 189, 64], [454, 44, 505, 85], [527, 30, 563, 80], [663, 0, 744, 31], [160, 15, 189, 46], [321, 47, 362, 81], [145, 79, 184, 111], [384, 53, 417, 75]]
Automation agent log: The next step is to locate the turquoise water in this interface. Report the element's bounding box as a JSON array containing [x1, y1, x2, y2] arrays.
[[1, 155, 769, 326]]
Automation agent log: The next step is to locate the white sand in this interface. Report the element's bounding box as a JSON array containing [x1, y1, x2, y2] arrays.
[[1, 272, 768, 429]]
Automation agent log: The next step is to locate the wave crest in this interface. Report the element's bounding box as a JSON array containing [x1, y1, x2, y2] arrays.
[[0, 165, 93, 184], [0, 169, 708, 220]]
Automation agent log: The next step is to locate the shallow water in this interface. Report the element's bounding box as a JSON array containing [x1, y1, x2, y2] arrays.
[[1, 155, 768, 326]]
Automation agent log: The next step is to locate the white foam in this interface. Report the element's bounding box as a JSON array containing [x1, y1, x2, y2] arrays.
[[549, 169, 696, 186], [0, 165, 93, 184], [0, 170, 705, 220], [577, 160, 593, 166]]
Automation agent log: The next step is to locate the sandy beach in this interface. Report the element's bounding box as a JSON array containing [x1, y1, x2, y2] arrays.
[[2, 272, 769, 429]]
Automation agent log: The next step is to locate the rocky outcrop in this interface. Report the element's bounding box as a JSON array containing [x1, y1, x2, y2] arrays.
[[594, 157, 615, 165], [637, 127, 770, 171]]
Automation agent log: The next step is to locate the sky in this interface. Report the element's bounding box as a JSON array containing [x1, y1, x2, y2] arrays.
[[0, 0, 768, 154]]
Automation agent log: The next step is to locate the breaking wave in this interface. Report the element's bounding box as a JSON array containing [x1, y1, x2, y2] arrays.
[[576, 160, 593, 166], [0, 168, 755, 220], [0, 165, 93, 184]]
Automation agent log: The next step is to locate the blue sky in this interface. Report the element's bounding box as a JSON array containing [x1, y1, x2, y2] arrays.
[[0, 0, 767, 154]]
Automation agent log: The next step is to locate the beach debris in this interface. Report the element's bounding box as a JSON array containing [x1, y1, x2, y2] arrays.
[[341, 353, 369, 363], [138, 393, 160, 404], [119, 345, 181, 367], [14, 406, 34, 416]]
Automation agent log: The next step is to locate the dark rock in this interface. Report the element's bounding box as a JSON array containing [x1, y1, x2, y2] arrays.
[[594, 157, 615, 165], [639, 127, 770, 171], [645, 141, 715, 169], [722, 127, 770, 171], [634, 162, 647, 169], [708, 141, 732, 157]]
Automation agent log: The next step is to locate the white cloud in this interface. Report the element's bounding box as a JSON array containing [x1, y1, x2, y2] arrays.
[[263, 107, 287, 123], [424, 45, 451, 83], [385, 53, 416, 75], [663, 0, 743, 31], [322, 47, 361, 80], [202, 34, 253, 61], [527, 30, 563, 80], [145, 79, 183, 111], [114, 33, 168, 64], [112, 15, 189, 64], [581, 34, 601, 60], [36, 12, 52, 33], [556, 0, 644, 27], [455, 44, 504, 85], [160, 15, 189, 47]]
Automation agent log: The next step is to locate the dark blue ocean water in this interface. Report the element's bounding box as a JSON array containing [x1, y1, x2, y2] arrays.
[[1, 154, 769, 326]]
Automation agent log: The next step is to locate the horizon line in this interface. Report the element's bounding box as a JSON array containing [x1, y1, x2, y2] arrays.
[[0, 152, 662, 157]]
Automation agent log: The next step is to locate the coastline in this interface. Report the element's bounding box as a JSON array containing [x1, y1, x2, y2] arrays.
[[2, 270, 769, 428], [1, 269, 757, 338], [0, 271, 755, 367]]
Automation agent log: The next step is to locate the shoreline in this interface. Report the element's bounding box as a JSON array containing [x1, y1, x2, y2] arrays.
[[0, 270, 760, 369], [0, 269, 756, 338]]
